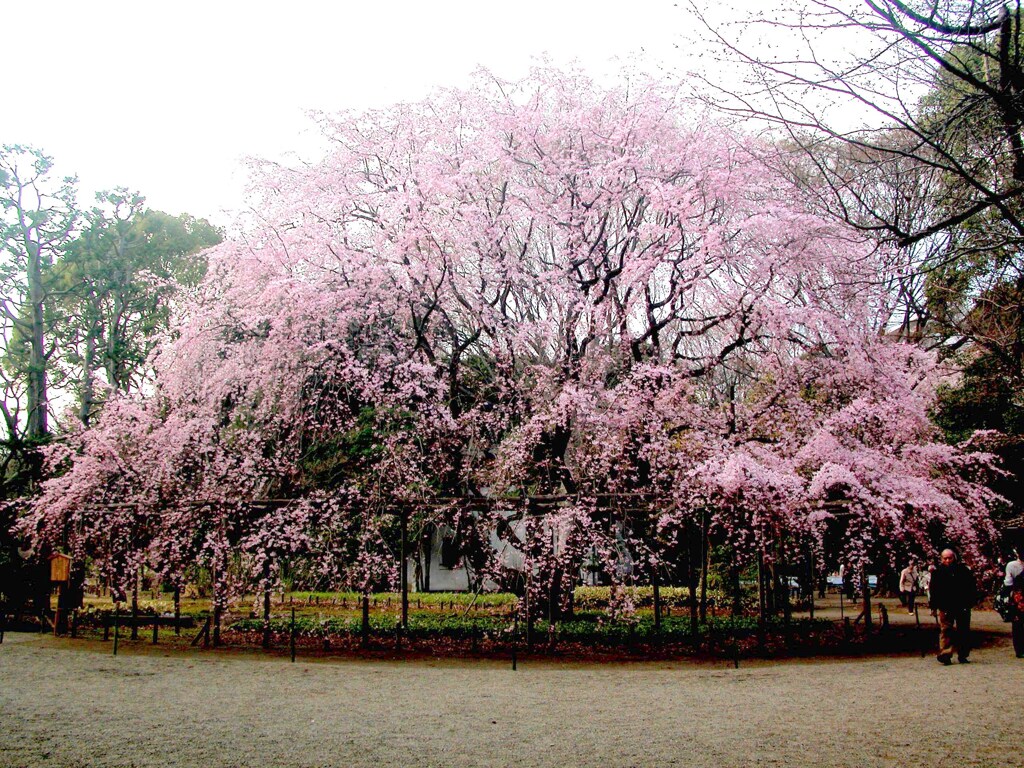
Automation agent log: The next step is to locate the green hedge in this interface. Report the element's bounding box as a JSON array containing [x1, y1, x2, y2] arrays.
[[284, 591, 517, 608], [572, 585, 734, 610], [230, 612, 512, 639], [229, 611, 832, 646]]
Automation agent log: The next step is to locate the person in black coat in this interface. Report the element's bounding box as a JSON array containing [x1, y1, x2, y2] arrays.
[[928, 548, 977, 665]]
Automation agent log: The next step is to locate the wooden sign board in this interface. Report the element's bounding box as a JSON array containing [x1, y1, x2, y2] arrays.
[[50, 553, 72, 583]]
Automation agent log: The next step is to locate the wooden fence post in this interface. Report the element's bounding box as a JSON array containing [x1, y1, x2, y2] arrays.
[[290, 607, 296, 663], [699, 510, 710, 624], [400, 509, 409, 631], [730, 580, 740, 670], [690, 540, 700, 637], [756, 552, 767, 651], [511, 608, 518, 671], [130, 578, 139, 641], [263, 589, 272, 650], [653, 575, 662, 633], [361, 592, 370, 648], [174, 587, 181, 636], [807, 551, 815, 620]]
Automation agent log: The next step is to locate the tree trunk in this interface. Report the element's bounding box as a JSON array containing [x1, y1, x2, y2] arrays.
[[421, 525, 432, 592], [861, 565, 873, 633], [78, 321, 99, 425], [26, 240, 48, 442], [105, 290, 127, 391]]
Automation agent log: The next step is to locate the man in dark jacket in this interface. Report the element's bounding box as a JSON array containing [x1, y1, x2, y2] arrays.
[[929, 548, 977, 665]]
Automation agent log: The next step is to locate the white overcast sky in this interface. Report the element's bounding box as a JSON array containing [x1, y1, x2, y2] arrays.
[[3, 0, 831, 226]]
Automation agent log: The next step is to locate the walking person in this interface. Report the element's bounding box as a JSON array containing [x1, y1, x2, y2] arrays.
[[928, 548, 976, 665], [899, 562, 918, 614], [1004, 546, 1024, 659]]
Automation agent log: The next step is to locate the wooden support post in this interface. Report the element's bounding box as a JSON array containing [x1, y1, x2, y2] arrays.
[[688, 525, 699, 637], [400, 510, 409, 631], [361, 592, 370, 648], [807, 551, 815, 620], [131, 578, 139, 641], [263, 589, 272, 650], [290, 607, 296, 663], [730, 571, 740, 670], [190, 616, 211, 647], [756, 552, 767, 650], [511, 608, 518, 671], [174, 587, 181, 636], [652, 570, 662, 633], [112, 607, 120, 656], [698, 510, 709, 623], [53, 584, 62, 637], [861, 565, 873, 633], [213, 601, 221, 647], [212, 562, 222, 648], [525, 578, 533, 653], [152, 619, 159, 645], [781, 558, 792, 631]]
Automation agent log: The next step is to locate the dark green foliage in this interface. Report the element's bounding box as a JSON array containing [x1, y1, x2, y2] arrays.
[[52, 190, 223, 414], [228, 611, 834, 648], [934, 355, 1024, 441], [934, 354, 1024, 519]]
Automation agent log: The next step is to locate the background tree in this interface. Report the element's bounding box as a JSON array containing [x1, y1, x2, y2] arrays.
[[51, 189, 222, 423], [690, 0, 1024, 519], [1, 145, 78, 482], [2, 148, 221, 616], [1, 145, 77, 616]]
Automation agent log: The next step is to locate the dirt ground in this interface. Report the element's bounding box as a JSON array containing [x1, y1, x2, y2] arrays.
[[2, 599, 1022, 768]]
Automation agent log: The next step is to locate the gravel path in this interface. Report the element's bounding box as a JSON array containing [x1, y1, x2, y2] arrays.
[[2, 611, 1022, 768]]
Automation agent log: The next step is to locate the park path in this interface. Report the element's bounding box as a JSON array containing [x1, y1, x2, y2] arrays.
[[1, 606, 1022, 768]]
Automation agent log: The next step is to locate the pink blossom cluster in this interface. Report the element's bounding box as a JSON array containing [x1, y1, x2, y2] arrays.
[[20, 68, 1003, 607]]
